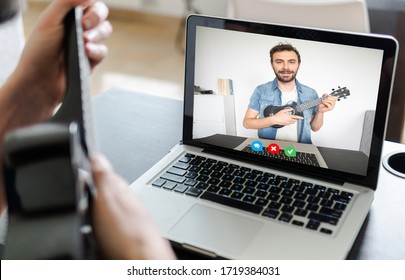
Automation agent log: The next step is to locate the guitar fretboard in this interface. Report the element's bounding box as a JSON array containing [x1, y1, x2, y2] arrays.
[[296, 96, 326, 113]]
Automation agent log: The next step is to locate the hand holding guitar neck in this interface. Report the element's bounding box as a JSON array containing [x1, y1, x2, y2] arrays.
[[318, 93, 338, 113]]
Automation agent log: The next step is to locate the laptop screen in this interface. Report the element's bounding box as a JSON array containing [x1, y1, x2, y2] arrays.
[[183, 15, 397, 188]]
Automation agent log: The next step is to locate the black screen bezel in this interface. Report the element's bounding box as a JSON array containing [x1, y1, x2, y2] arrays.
[[183, 15, 398, 190]]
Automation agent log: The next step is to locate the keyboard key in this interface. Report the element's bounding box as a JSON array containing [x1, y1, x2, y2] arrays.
[[308, 212, 339, 225], [292, 200, 306, 209], [222, 174, 234, 182], [167, 167, 187, 176], [269, 187, 282, 194], [252, 170, 263, 176], [218, 188, 232, 196], [267, 193, 280, 202], [207, 185, 220, 193], [262, 209, 279, 219], [320, 199, 333, 207], [231, 192, 244, 200], [152, 178, 166, 187], [334, 202, 347, 211], [184, 178, 197, 186], [306, 220, 320, 230], [256, 176, 269, 184], [320, 228, 333, 235], [244, 180, 258, 188], [279, 197, 293, 205], [162, 181, 177, 190], [219, 181, 232, 188], [196, 174, 209, 182], [255, 190, 268, 199], [292, 220, 305, 227], [210, 165, 224, 172], [317, 191, 331, 199], [173, 162, 190, 170], [196, 182, 209, 190], [319, 207, 343, 218], [257, 183, 270, 191], [255, 198, 269, 207], [281, 205, 295, 213], [233, 177, 246, 184], [294, 192, 307, 201], [207, 178, 220, 186], [199, 169, 212, 176], [161, 173, 186, 184], [327, 187, 340, 194], [331, 194, 351, 204], [185, 187, 203, 197], [281, 189, 294, 197], [306, 203, 319, 212], [189, 166, 201, 173], [341, 191, 354, 198], [185, 172, 198, 179], [279, 213, 293, 223], [179, 156, 193, 163], [210, 171, 222, 178], [268, 201, 282, 210], [243, 195, 256, 204], [242, 186, 256, 195], [294, 208, 308, 217], [314, 184, 327, 191], [174, 184, 188, 193], [231, 184, 244, 192], [200, 192, 263, 214]]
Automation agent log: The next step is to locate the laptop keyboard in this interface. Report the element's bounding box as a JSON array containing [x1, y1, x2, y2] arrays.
[[242, 144, 321, 167], [152, 153, 353, 235]]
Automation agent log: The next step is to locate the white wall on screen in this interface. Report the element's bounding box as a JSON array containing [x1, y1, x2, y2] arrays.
[[194, 26, 383, 151]]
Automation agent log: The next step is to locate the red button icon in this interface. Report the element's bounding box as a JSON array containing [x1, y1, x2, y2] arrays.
[[268, 143, 280, 155]]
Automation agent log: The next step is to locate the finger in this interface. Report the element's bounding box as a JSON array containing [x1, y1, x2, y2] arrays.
[[85, 42, 108, 68], [84, 20, 113, 43], [82, 1, 109, 30]]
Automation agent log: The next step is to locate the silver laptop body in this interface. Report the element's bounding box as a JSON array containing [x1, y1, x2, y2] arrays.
[[130, 15, 398, 259]]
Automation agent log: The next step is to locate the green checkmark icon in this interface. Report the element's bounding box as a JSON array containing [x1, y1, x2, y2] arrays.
[[285, 146, 296, 157]]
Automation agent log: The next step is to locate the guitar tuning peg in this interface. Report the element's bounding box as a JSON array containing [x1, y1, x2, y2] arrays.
[[338, 86, 341, 88], [332, 88, 335, 91], [338, 98, 341, 101]]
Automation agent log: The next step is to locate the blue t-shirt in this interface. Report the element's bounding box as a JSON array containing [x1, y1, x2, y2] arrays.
[[248, 78, 318, 144]]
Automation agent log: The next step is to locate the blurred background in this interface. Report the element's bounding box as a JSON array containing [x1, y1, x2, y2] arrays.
[[20, 0, 405, 143]]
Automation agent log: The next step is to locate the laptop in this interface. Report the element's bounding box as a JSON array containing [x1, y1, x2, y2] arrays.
[[130, 15, 398, 259]]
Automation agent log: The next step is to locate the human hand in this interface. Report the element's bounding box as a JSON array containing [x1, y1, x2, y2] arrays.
[[270, 108, 303, 126], [318, 94, 337, 113], [90, 154, 176, 260], [12, 0, 112, 110]]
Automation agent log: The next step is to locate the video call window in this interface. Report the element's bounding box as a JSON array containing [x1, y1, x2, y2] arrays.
[[193, 26, 383, 153]]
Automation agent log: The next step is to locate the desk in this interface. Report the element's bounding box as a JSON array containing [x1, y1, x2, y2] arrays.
[[93, 88, 405, 259]]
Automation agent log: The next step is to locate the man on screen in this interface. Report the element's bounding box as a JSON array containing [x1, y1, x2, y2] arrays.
[[243, 43, 337, 144]]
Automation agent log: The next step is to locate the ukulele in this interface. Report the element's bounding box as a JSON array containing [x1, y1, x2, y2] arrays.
[[263, 87, 350, 128]]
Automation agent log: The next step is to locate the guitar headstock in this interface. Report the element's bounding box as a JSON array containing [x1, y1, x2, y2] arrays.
[[330, 86, 350, 101]]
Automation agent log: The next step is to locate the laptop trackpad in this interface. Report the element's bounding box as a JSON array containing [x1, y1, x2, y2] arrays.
[[168, 204, 263, 257]]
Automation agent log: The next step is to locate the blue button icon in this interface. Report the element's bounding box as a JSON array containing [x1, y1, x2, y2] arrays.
[[251, 141, 263, 152]]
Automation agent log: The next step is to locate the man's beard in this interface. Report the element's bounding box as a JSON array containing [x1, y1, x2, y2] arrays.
[[274, 70, 297, 83], [0, 0, 20, 23]]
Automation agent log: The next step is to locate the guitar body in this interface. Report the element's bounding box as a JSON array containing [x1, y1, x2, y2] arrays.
[[263, 101, 304, 129]]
